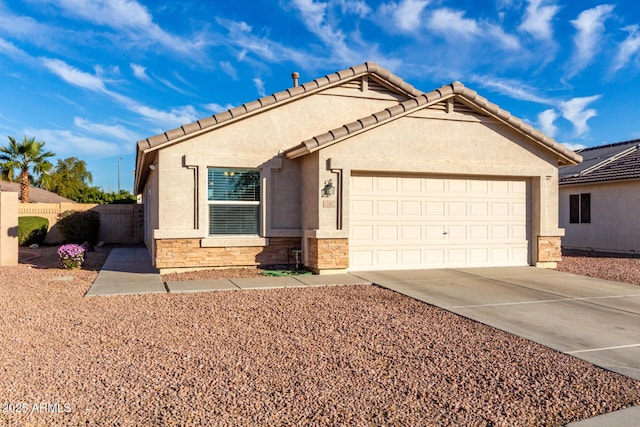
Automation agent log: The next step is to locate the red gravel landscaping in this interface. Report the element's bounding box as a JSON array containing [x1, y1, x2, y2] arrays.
[[0, 247, 638, 426]]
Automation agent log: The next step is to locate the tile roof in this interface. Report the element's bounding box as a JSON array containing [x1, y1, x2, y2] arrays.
[[559, 139, 640, 185], [135, 62, 582, 193], [284, 81, 581, 166], [136, 62, 423, 153], [0, 180, 75, 203]]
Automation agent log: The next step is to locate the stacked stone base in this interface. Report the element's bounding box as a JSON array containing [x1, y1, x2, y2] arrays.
[[307, 238, 349, 273], [537, 236, 562, 268], [155, 237, 300, 270]]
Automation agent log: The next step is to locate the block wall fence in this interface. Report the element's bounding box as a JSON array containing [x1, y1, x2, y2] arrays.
[[18, 202, 144, 245]]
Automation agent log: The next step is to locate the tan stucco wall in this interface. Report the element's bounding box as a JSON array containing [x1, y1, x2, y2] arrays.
[[0, 192, 18, 266], [311, 110, 562, 242], [151, 87, 406, 239], [559, 180, 640, 254]]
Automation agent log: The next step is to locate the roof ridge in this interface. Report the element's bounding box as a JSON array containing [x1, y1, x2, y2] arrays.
[[285, 81, 581, 165], [576, 138, 640, 153], [137, 62, 422, 152]]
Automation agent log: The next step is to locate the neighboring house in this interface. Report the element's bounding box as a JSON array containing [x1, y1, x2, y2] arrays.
[[0, 180, 74, 203], [559, 139, 640, 255], [134, 62, 581, 274]]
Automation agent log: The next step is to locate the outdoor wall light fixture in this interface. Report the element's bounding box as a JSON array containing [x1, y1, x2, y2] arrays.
[[321, 179, 335, 197]]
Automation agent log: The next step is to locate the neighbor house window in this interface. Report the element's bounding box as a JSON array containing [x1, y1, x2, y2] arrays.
[[569, 193, 590, 224], [207, 168, 260, 235]]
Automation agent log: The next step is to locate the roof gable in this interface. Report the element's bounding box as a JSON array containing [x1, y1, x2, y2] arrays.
[[560, 139, 640, 185], [136, 62, 422, 154], [285, 81, 581, 166]]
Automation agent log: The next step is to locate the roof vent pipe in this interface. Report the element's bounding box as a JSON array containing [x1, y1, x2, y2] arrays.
[[292, 72, 299, 87]]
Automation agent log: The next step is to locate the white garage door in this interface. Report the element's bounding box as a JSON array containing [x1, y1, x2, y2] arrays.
[[350, 175, 530, 271]]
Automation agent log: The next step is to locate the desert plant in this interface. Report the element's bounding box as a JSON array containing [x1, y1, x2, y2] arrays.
[[57, 244, 86, 269], [57, 210, 100, 243], [17, 216, 49, 246]]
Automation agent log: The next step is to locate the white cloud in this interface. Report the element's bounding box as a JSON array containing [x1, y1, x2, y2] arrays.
[[43, 58, 109, 93], [610, 25, 640, 75], [537, 108, 559, 137], [130, 63, 150, 81], [33, 0, 207, 56], [253, 78, 266, 97], [486, 23, 521, 50], [73, 117, 141, 141], [559, 95, 601, 137], [0, 37, 34, 63], [217, 18, 314, 67], [124, 103, 199, 129], [25, 127, 122, 157], [428, 8, 480, 39], [470, 75, 552, 105], [380, 0, 430, 33], [561, 142, 587, 151], [426, 8, 519, 50], [338, 0, 371, 17], [567, 4, 615, 78], [519, 0, 560, 40], [154, 75, 189, 95], [219, 61, 238, 80], [45, 57, 198, 128], [290, 0, 352, 62]]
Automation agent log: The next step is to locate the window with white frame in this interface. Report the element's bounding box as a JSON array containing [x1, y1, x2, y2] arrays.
[[207, 168, 260, 235]]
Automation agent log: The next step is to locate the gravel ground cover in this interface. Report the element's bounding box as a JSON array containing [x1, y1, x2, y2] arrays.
[[557, 254, 640, 286], [1, 247, 639, 426]]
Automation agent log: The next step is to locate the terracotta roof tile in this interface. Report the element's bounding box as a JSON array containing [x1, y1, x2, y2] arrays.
[[329, 126, 349, 140], [258, 95, 277, 108], [350, 63, 369, 74], [287, 85, 306, 97], [165, 127, 185, 140], [273, 90, 290, 102], [283, 81, 582, 166], [244, 100, 262, 113], [228, 105, 246, 118], [147, 134, 168, 146], [301, 81, 319, 92], [344, 120, 364, 133], [337, 68, 355, 79], [359, 115, 378, 128], [373, 109, 391, 122], [136, 62, 581, 193], [198, 116, 217, 128], [386, 104, 406, 116], [215, 110, 233, 122], [182, 122, 201, 134]]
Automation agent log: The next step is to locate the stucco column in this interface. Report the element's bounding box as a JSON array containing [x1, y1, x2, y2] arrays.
[[536, 174, 564, 268], [0, 192, 19, 266]]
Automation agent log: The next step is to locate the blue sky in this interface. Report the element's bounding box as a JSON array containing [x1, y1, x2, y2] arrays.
[[1, 0, 639, 192]]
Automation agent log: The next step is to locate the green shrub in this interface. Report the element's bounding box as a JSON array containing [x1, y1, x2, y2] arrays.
[[18, 216, 49, 246], [57, 210, 100, 243]]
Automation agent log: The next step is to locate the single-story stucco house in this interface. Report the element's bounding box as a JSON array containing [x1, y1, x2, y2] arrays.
[[134, 62, 581, 274], [559, 139, 640, 255]]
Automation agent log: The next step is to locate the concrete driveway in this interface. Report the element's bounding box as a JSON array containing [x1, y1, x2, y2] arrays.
[[354, 267, 640, 381]]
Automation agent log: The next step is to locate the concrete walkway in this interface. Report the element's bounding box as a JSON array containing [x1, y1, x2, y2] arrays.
[[85, 248, 370, 297]]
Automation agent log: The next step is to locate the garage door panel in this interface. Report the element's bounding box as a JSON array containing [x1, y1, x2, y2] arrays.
[[350, 175, 530, 271], [448, 202, 467, 216]]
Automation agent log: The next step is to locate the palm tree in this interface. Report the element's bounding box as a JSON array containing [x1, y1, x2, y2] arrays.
[[0, 136, 55, 203]]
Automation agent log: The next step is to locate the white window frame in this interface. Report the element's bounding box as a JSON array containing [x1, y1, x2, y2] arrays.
[[207, 168, 261, 236]]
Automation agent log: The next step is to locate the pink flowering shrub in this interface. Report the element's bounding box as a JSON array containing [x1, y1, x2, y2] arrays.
[[57, 244, 86, 269]]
